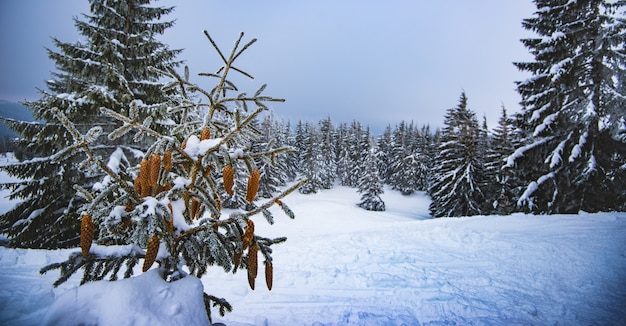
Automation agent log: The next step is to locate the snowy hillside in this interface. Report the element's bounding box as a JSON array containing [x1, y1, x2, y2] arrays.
[[1, 161, 625, 325]]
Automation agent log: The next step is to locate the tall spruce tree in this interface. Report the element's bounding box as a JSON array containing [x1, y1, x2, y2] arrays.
[[0, 0, 181, 248], [506, 0, 626, 213], [429, 92, 487, 217], [39, 31, 304, 323]]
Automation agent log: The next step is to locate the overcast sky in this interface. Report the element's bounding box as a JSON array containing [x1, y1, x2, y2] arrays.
[[0, 1, 536, 132]]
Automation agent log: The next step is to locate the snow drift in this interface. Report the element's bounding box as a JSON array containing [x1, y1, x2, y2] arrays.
[[43, 269, 209, 326]]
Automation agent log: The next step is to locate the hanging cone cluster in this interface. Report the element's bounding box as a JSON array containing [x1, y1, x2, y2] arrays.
[[142, 235, 160, 272], [163, 150, 172, 172], [181, 190, 203, 221], [134, 153, 173, 198], [80, 214, 95, 257], [222, 165, 234, 195], [242, 220, 254, 250], [238, 219, 273, 291], [247, 243, 258, 290], [244, 244, 274, 291], [166, 203, 174, 234], [190, 198, 201, 220], [200, 126, 211, 141], [149, 155, 160, 186], [246, 169, 260, 202], [265, 261, 273, 291]]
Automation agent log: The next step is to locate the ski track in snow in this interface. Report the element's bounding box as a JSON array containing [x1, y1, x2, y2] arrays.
[[1, 154, 625, 325]]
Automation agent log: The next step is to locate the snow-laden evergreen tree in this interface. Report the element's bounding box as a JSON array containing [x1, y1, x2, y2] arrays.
[[335, 122, 352, 186], [347, 123, 370, 188], [418, 124, 437, 190], [357, 135, 385, 211], [429, 92, 487, 217], [0, 0, 181, 248], [318, 117, 337, 189], [386, 121, 430, 194], [376, 124, 393, 183], [338, 121, 367, 187], [410, 125, 433, 192], [336, 122, 352, 186], [506, 0, 626, 213], [485, 106, 518, 215], [298, 122, 324, 194], [282, 120, 299, 182], [479, 115, 490, 162], [40, 31, 305, 323], [386, 122, 409, 188], [294, 120, 307, 156]]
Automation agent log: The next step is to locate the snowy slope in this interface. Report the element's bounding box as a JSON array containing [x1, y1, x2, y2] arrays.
[[1, 155, 625, 325], [207, 188, 626, 325]]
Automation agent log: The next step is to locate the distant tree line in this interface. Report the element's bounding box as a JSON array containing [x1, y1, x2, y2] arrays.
[[251, 96, 522, 217]]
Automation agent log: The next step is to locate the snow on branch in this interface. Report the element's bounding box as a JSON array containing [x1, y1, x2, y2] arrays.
[[504, 136, 554, 168], [517, 172, 555, 208], [547, 134, 570, 168], [533, 112, 558, 137], [568, 131, 587, 163]]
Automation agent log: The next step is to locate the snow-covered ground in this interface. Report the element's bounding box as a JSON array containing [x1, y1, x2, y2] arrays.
[[1, 152, 625, 325]]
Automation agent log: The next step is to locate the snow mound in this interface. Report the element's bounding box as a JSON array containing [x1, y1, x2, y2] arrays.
[[42, 269, 210, 326]]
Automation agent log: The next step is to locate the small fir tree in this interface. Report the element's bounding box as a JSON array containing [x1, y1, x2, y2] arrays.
[[39, 32, 305, 323]]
